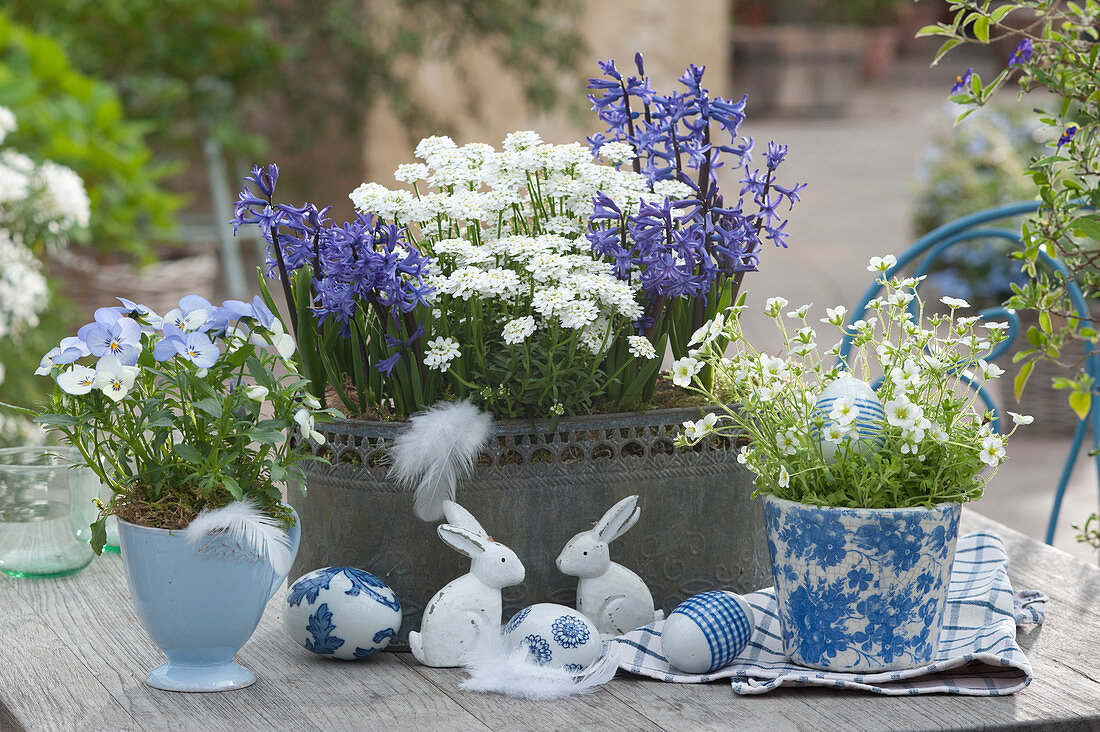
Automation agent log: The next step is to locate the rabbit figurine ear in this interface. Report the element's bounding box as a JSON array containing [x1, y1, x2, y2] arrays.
[[438, 524, 490, 558], [442, 500, 488, 537], [595, 495, 641, 543]]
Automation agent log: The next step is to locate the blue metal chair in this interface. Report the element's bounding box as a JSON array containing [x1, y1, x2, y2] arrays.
[[839, 201, 1100, 545]]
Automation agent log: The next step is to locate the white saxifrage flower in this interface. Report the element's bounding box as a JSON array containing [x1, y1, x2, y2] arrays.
[[669, 357, 703, 387], [884, 393, 923, 430], [682, 412, 718, 443], [1008, 412, 1034, 426], [978, 434, 1006, 466]]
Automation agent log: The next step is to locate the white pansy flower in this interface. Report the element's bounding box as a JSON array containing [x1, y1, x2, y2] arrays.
[[1008, 412, 1034, 425], [502, 316, 536, 345], [56, 365, 97, 396], [669, 357, 703, 387], [244, 384, 269, 402], [627, 335, 658, 359], [93, 355, 139, 402], [294, 409, 326, 445]]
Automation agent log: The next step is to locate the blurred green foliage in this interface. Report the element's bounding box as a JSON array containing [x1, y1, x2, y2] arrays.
[[0, 13, 180, 260], [8, 0, 585, 156]]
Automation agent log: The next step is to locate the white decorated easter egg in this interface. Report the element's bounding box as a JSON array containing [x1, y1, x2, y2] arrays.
[[284, 567, 402, 660], [503, 603, 602, 673], [812, 376, 885, 462], [661, 591, 755, 674]]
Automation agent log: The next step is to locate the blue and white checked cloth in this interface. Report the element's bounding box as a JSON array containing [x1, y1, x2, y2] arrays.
[[609, 531, 1048, 696]]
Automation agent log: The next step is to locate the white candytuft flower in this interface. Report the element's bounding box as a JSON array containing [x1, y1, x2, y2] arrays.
[[502, 316, 536, 345], [424, 337, 461, 371], [627, 335, 657, 360]]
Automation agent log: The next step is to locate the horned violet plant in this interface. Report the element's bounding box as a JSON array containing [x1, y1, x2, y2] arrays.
[[233, 54, 804, 420], [31, 295, 332, 552], [674, 257, 1031, 509]]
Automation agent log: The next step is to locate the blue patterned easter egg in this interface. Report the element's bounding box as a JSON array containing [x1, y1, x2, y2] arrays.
[[811, 376, 885, 462], [503, 603, 602, 672], [284, 567, 401, 661], [661, 591, 755, 674]]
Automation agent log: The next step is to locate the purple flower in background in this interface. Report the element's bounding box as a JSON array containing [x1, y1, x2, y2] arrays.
[[1008, 38, 1033, 67], [1058, 124, 1078, 149], [951, 68, 974, 94], [77, 308, 142, 366]]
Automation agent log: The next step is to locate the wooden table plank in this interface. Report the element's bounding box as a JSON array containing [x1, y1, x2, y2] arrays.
[[1, 509, 1099, 731], [396, 653, 666, 732], [3, 557, 490, 731]]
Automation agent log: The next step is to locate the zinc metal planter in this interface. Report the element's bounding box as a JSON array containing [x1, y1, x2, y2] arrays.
[[292, 407, 770, 649]]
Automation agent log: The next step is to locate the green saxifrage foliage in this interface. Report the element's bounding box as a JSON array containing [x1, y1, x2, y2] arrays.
[[0, 13, 180, 260]]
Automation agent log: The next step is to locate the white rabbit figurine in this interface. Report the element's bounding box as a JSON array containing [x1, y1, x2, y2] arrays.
[[556, 495, 663, 638], [409, 500, 525, 668]]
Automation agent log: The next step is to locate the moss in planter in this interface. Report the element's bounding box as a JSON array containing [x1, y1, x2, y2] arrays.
[[112, 485, 294, 533]]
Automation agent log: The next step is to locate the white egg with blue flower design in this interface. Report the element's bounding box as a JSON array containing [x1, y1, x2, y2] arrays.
[[661, 591, 755, 674], [811, 376, 885, 462], [284, 566, 402, 661], [503, 603, 602, 673]]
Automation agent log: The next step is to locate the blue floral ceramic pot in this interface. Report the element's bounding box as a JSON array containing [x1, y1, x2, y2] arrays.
[[118, 508, 301, 691], [763, 494, 960, 673]]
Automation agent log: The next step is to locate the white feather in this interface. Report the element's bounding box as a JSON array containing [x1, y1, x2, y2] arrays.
[[183, 500, 293, 576], [459, 624, 619, 700], [389, 399, 492, 522]]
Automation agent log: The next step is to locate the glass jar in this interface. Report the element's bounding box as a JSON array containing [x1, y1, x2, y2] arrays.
[[0, 447, 96, 578]]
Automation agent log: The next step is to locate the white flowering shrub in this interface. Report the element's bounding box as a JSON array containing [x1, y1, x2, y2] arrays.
[[0, 105, 90, 445], [672, 256, 1032, 509]]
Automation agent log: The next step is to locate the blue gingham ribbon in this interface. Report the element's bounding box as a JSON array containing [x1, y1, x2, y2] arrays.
[[609, 532, 1047, 696]]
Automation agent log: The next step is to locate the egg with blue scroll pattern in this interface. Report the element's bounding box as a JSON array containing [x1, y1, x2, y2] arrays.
[[503, 603, 602, 672], [283, 567, 401, 660], [661, 591, 756, 674], [811, 376, 886, 463]]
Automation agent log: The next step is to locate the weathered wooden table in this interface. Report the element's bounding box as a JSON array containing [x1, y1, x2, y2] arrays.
[[2, 511, 1099, 731]]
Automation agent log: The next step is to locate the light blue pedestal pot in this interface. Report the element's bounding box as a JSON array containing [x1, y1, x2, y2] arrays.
[[118, 510, 300, 692]]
